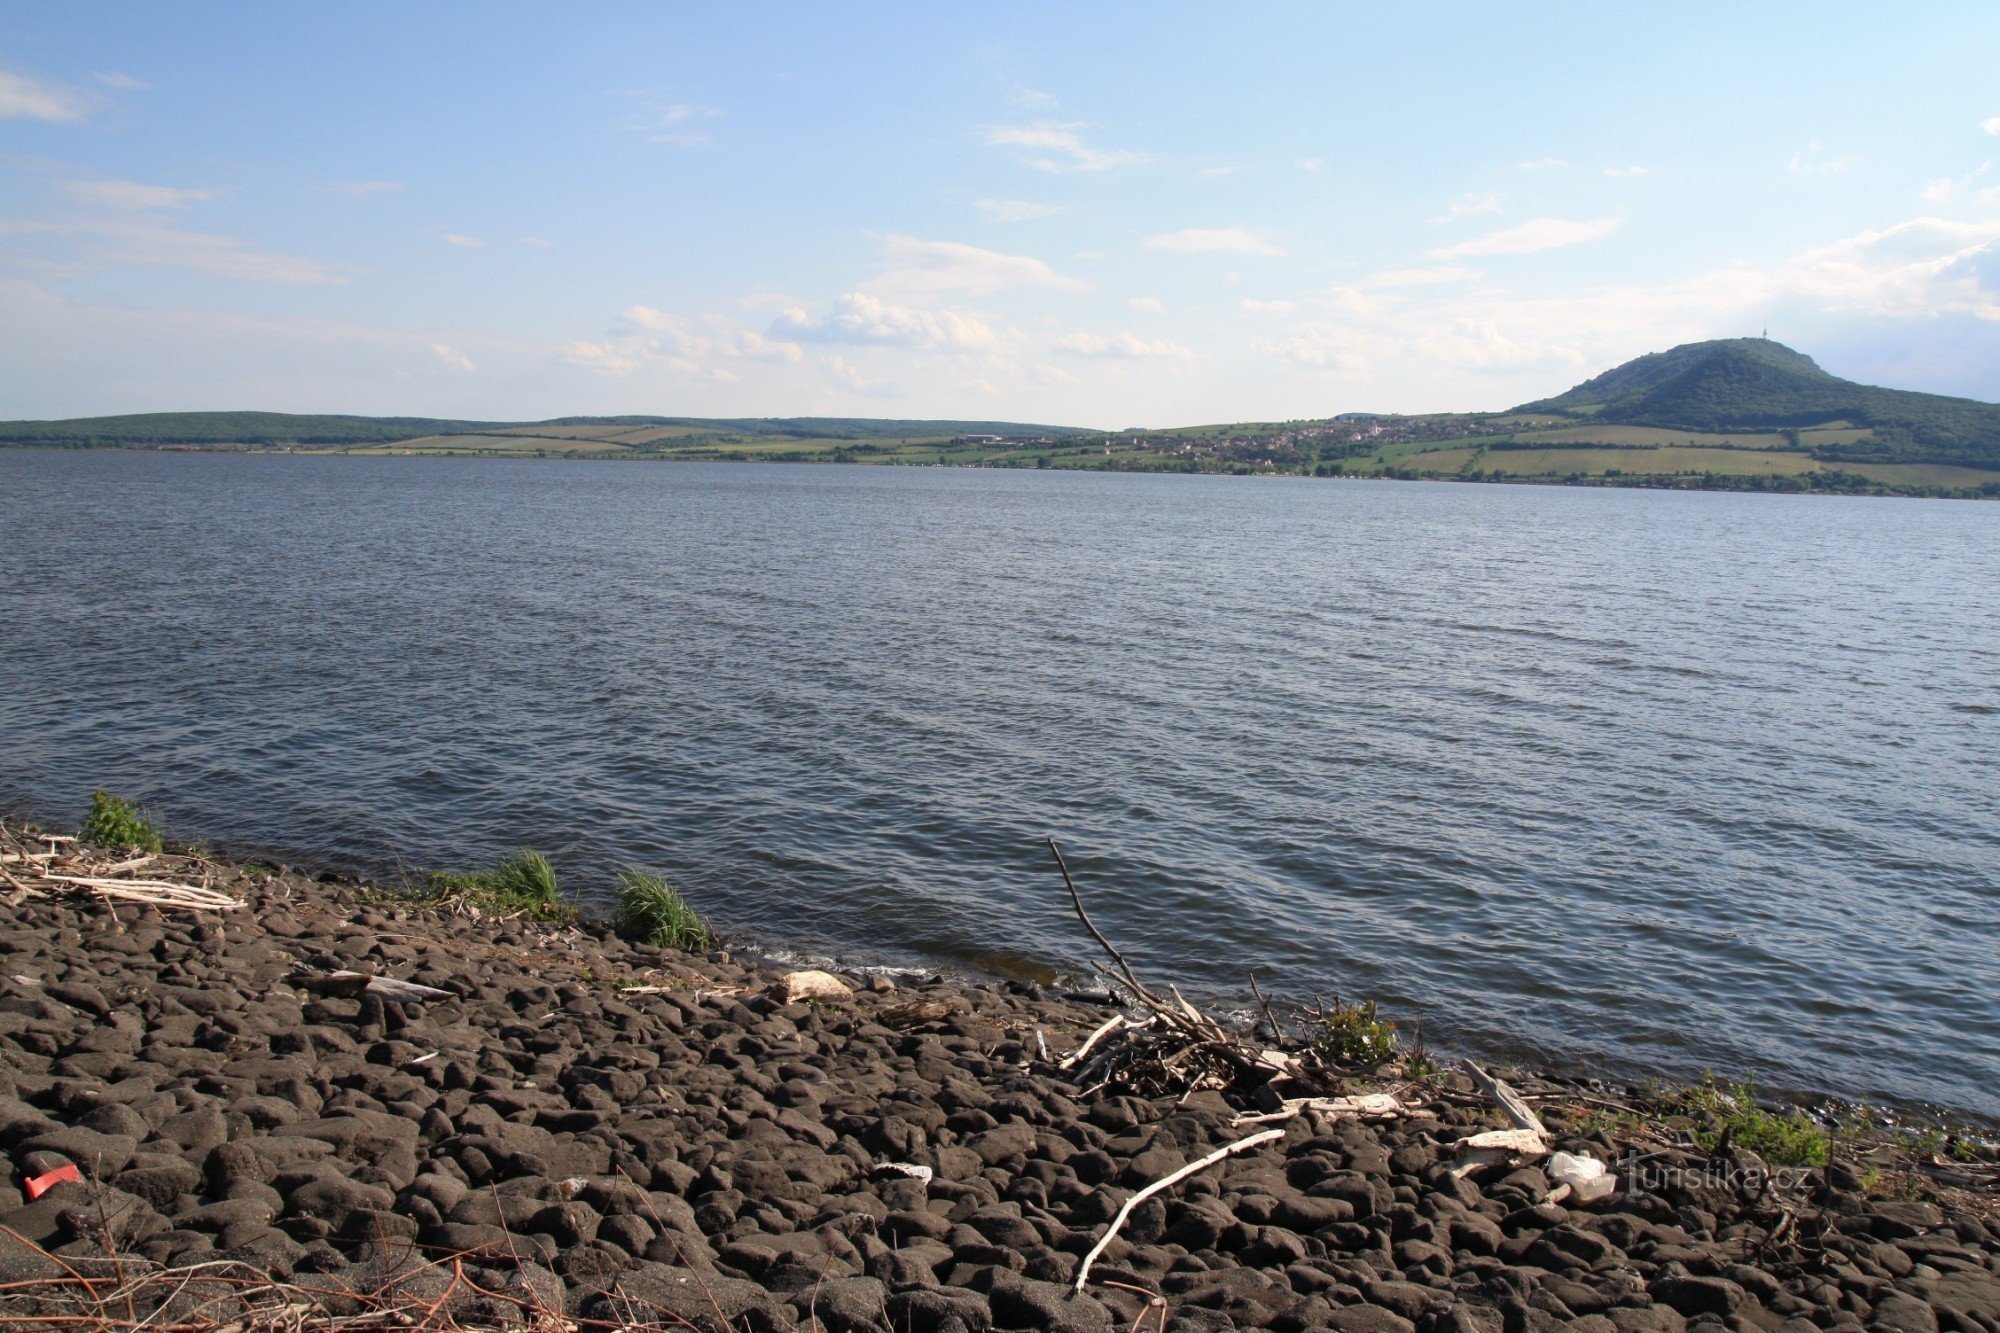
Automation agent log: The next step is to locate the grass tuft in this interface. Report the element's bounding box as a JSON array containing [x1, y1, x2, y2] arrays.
[[80, 790, 163, 853], [615, 869, 712, 951], [425, 848, 576, 924]]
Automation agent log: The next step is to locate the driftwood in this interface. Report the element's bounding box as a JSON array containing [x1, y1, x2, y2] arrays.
[[1232, 1092, 1407, 1126], [1463, 1059, 1548, 1136], [0, 824, 236, 914], [293, 970, 452, 1002], [1074, 1128, 1287, 1291], [1047, 839, 1281, 1096]]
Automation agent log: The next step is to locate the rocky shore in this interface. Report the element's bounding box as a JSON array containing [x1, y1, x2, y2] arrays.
[[1, 841, 1996, 1333]]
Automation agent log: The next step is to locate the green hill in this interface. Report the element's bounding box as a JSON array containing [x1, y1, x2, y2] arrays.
[[0, 411, 1090, 449], [1518, 338, 2000, 468]]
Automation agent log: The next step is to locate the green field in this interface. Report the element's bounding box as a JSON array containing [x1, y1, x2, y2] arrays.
[[1513, 425, 1792, 449]]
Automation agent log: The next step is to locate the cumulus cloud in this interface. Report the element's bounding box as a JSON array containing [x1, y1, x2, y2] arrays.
[[566, 306, 801, 379], [440, 233, 484, 248], [1604, 165, 1652, 178], [976, 198, 1060, 222], [1241, 298, 1297, 315], [772, 291, 998, 350], [1141, 227, 1283, 256], [430, 343, 475, 372], [1983, 117, 2000, 135], [1434, 192, 1500, 222], [1014, 88, 1059, 110], [63, 180, 213, 212], [1296, 157, 1324, 172], [985, 122, 1151, 172], [864, 234, 1080, 299], [1431, 217, 1617, 259], [1516, 157, 1567, 170], [1128, 297, 1166, 313], [820, 354, 880, 392], [0, 68, 88, 121], [1050, 331, 1194, 359]]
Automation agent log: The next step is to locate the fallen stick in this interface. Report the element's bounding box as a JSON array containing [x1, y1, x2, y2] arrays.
[[1060, 1013, 1127, 1071], [293, 970, 453, 1002], [1074, 1128, 1285, 1291], [1232, 1092, 1406, 1126]]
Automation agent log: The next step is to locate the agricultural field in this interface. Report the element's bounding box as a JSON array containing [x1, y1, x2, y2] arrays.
[[1512, 425, 1794, 450]]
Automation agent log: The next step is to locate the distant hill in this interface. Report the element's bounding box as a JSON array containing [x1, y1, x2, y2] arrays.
[[1518, 339, 2000, 469], [0, 411, 1091, 449]]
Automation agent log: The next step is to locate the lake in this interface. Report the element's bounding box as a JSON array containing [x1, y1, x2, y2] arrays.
[[2, 450, 1995, 1118]]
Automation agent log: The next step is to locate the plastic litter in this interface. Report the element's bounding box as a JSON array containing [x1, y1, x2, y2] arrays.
[[23, 1163, 80, 1200], [1548, 1150, 1615, 1203]]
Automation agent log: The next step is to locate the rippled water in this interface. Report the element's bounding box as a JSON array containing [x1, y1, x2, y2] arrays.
[[2, 450, 1995, 1116]]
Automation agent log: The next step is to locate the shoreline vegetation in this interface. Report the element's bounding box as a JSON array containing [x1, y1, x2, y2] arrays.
[[1, 802, 1995, 1330], [7, 342, 2000, 500]]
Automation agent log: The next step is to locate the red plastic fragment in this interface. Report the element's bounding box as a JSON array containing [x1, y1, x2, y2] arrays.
[[23, 1164, 80, 1199]]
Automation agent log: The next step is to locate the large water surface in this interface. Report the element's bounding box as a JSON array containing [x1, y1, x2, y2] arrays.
[[2, 452, 1995, 1117]]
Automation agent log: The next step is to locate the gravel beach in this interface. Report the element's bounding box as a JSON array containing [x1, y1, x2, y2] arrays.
[[1, 846, 1996, 1332]]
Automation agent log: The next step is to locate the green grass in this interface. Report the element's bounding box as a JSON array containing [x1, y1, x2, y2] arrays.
[[425, 848, 577, 924], [613, 869, 711, 951], [1659, 1076, 1831, 1167], [1306, 997, 1399, 1066], [80, 790, 163, 853]]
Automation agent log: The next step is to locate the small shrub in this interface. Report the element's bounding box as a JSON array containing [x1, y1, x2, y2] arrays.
[[81, 790, 163, 853], [1307, 996, 1399, 1066], [424, 849, 575, 924], [615, 870, 711, 951], [1663, 1076, 1830, 1167]]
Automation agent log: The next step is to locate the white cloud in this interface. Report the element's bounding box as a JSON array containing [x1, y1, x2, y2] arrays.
[[1141, 227, 1283, 257], [1254, 327, 1371, 374], [1241, 298, 1297, 315], [1516, 157, 1567, 170], [630, 98, 720, 146], [821, 355, 880, 392], [62, 180, 213, 212], [323, 181, 403, 197], [985, 122, 1151, 172], [1431, 217, 1617, 259], [94, 72, 148, 91], [1789, 140, 1855, 176], [1983, 117, 2000, 136], [1433, 191, 1500, 222], [1776, 216, 2000, 320], [1368, 265, 1477, 287], [1128, 297, 1166, 313], [1014, 87, 1059, 110], [1200, 165, 1238, 178], [622, 305, 804, 359], [517, 236, 553, 247], [0, 216, 346, 284], [0, 68, 88, 122], [1919, 160, 1991, 203], [431, 342, 475, 372], [976, 198, 1060, 222], [1604, 165, 1652, 178], [1296, 157, 1324, 172], [566, 306, 802, 379], [864, 234, 1081, 299], [1051, 331, 1194, 360], [440, 233, 484, 248], [772, 291, 999, 349]]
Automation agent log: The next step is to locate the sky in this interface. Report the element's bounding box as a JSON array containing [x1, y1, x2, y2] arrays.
[[2, 2, 1999, 428]]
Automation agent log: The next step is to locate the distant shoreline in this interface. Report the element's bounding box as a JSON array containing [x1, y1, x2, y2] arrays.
[[8, 441, 1998, 501]]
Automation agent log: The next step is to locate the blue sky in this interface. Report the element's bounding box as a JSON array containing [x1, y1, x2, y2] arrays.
[[3, 3, 1998, 426]]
